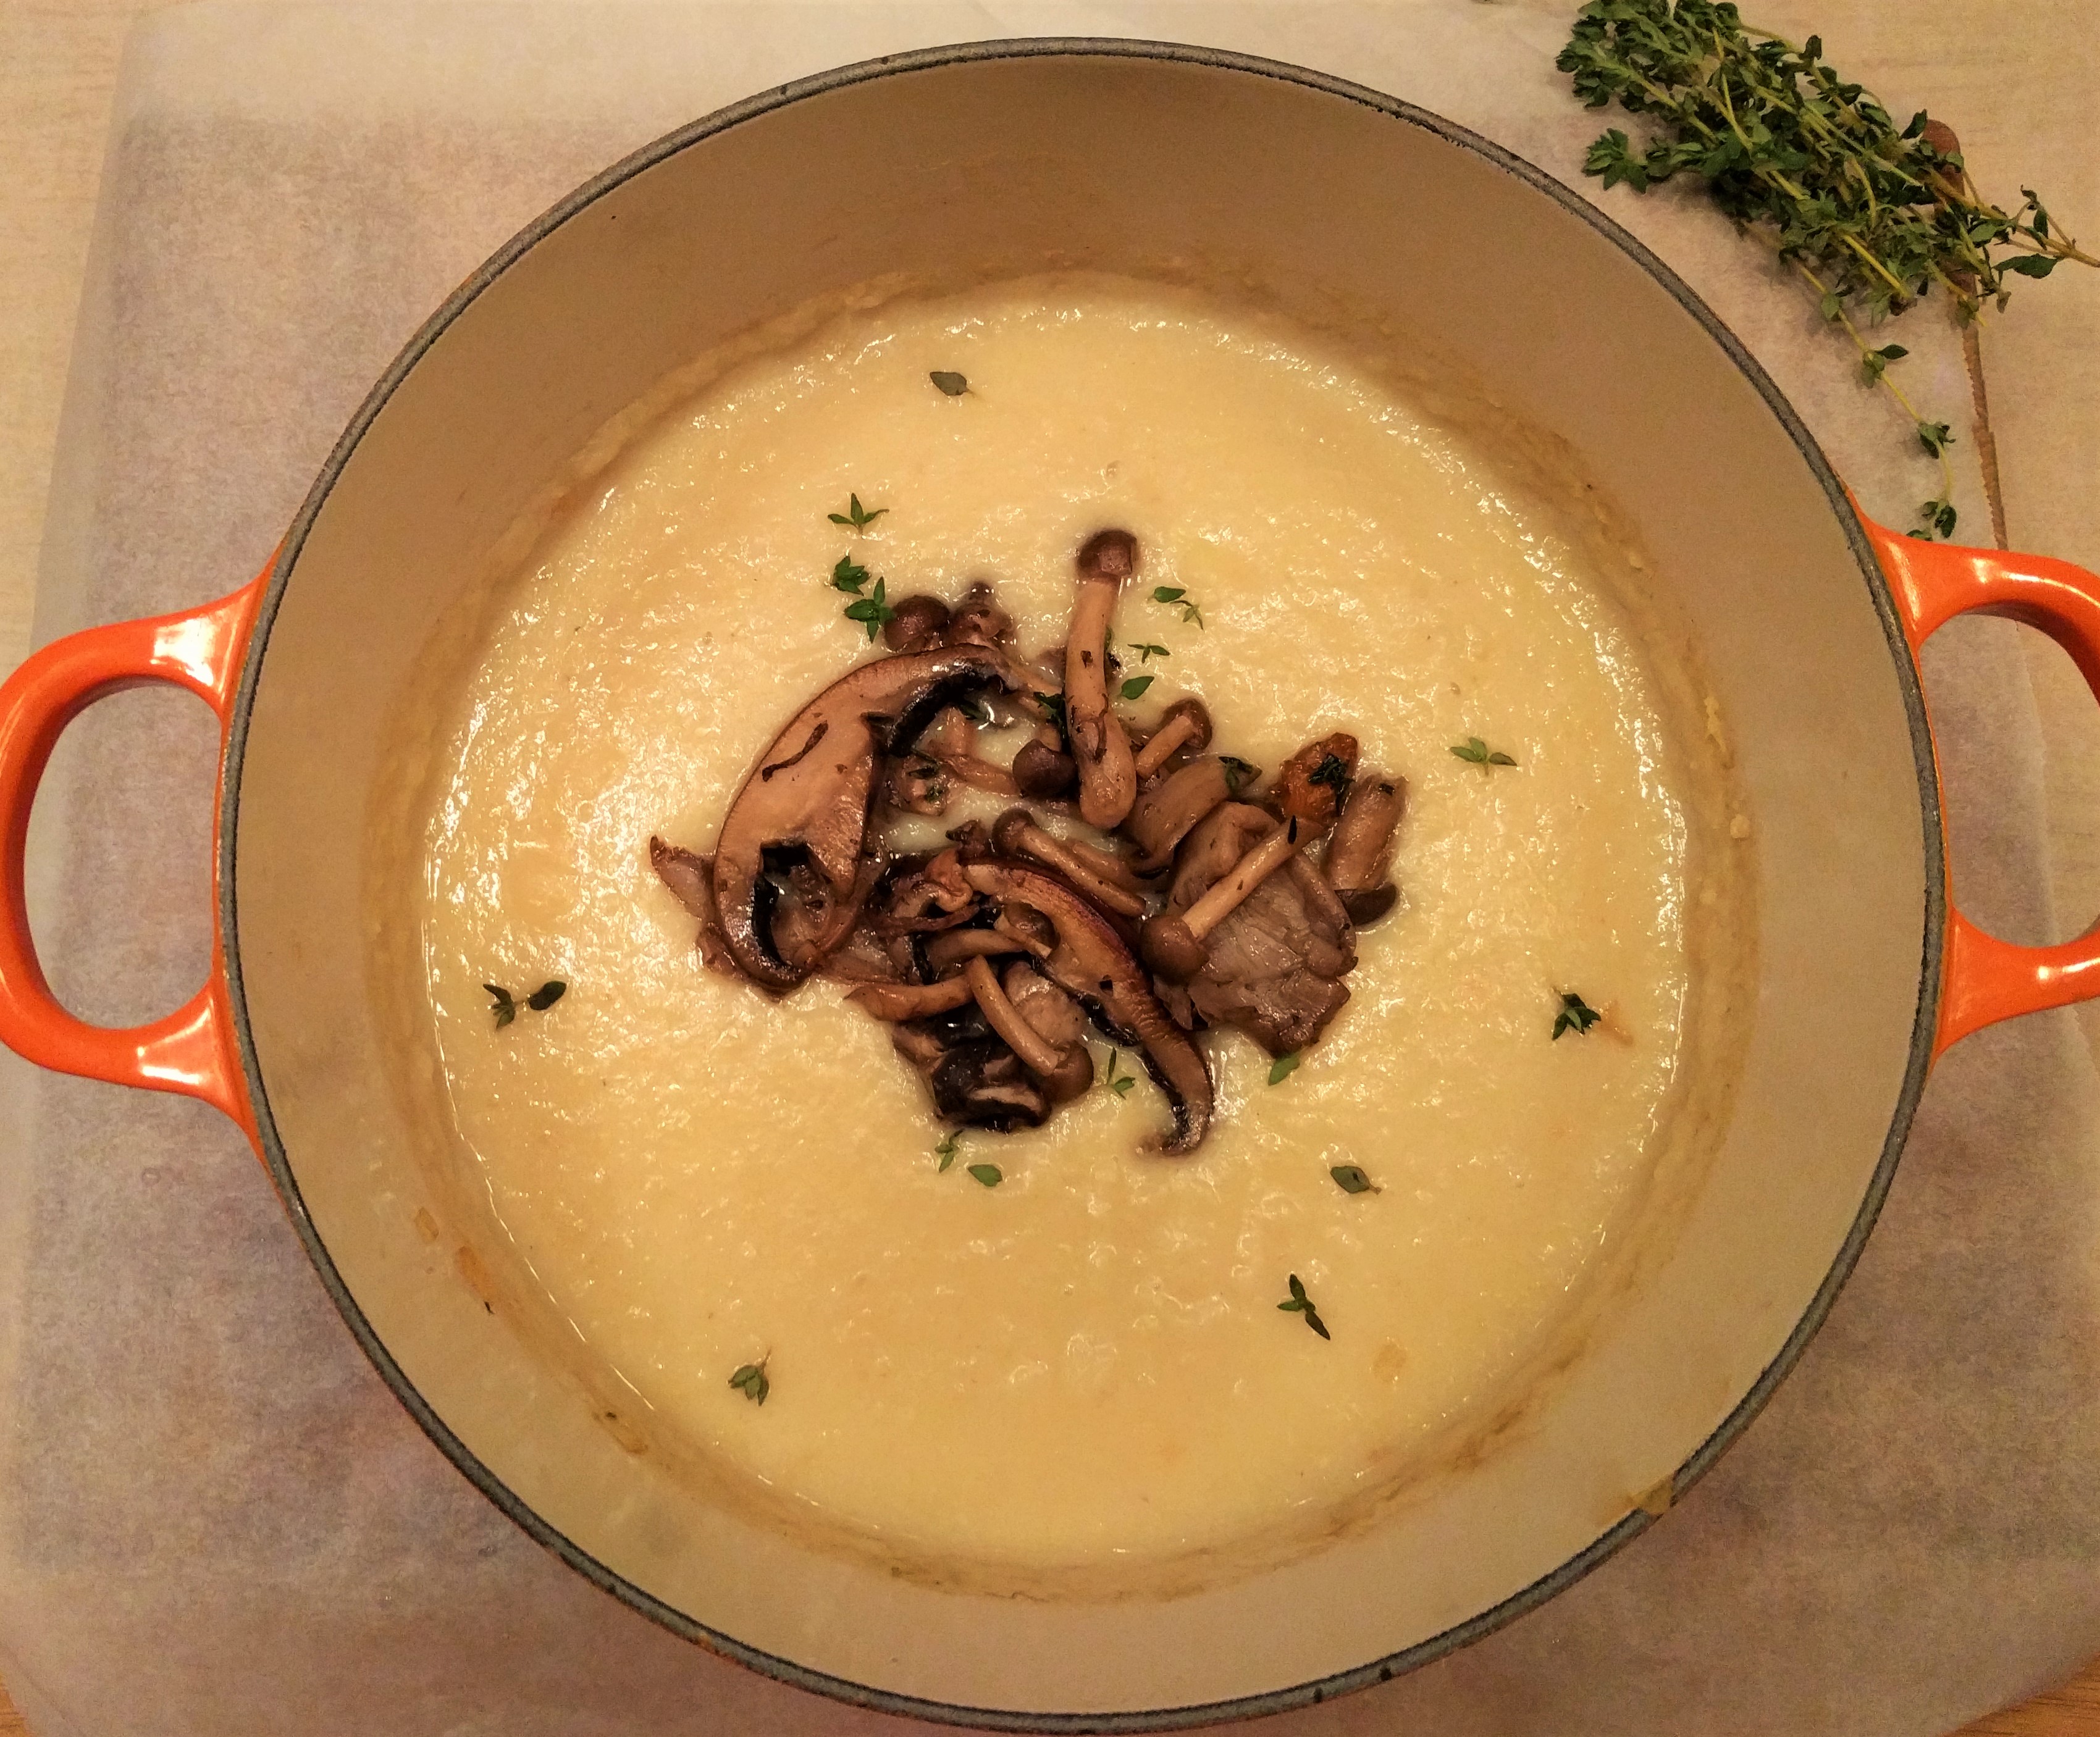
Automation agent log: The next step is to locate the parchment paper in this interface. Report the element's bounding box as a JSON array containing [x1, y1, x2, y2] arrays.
[[3, 4, 2097, 1733]]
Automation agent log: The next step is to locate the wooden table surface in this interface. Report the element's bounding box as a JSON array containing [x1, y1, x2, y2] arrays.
[[1, 1, 2094, 1732]]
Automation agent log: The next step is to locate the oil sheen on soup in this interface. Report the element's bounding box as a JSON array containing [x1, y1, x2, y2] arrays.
[[415, 277, 1697, 1572]]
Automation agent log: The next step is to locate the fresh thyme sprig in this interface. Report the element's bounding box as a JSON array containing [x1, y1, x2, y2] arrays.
[[1559, 0, 2093, 542]]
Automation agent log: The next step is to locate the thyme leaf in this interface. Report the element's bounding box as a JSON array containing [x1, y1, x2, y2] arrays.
[[1268, 1051, 1303, 1086], [1101, 1048, 1138, 1098], [728, 1358, 770, 1405], [827, 492, 888, 534], [1277, 1273, 1331, 1340], [1119, 675, 1155, 701], [929, 370, 970, 396], [843, 575, 895, 642], [1451, 737, 1518, 769], [934, 1134, 959, 1173], [967, 1163, 1004, 1188], [1330, 1165, 1379, 1195], [1553, 990, 1603, 1040], [830, 555, 870, 594]]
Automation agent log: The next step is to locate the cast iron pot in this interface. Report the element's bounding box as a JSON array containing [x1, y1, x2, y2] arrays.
[[3, 40, 2098, 1732]]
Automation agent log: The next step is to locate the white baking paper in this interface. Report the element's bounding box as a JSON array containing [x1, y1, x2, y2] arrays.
[[1, 4, 2096, 1733]]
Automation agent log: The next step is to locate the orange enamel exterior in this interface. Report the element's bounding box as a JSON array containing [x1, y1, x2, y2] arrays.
[[0, 568, 264, 1144], [1854, 500, 2100, 1057]]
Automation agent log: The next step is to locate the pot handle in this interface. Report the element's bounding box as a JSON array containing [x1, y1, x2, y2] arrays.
[[0, 577, 265, 1136], [1856, 504, 2100, 1057]]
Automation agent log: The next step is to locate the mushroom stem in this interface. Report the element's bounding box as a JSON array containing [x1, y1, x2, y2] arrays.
[[991, 808, 1148, 918], [964, 956, 1089, 1099], [924, 927, 1039, 975], [1139, 818, 1303, 982], [847, 977, 975, 1021], [1132, 701, 1212, 781], [1183, 818, 1301, 940], [1065, 530, 1139, 830]]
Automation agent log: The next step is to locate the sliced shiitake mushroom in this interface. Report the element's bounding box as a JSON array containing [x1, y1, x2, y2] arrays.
[[1124, 756, 1232, 871], [712, 645, 1016, 990]]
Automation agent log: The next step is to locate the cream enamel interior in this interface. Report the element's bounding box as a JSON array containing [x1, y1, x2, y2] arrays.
[[230, 52, 1930, 1718], [408, 276, 1703, 1577]]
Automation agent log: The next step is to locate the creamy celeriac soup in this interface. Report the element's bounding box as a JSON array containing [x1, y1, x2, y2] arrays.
[[397, 275, 1738, 1583]]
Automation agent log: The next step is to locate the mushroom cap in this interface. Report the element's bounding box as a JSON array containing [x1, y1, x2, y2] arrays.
[[1340, 884, 1399, 926], [1140, 913, 1208, 982], [991, 806, 1036, 856], [883, 593, 951, 653], [1159, 697, 1214, 751], [1039, 1045, 1095, 1104], [946, 580, 1013, 648], [1012, 739, 1078, 800], [1077, 527, 1138, 582]]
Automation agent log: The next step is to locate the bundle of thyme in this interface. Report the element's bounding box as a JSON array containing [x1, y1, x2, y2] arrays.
[[1558, 0, 2093, 542]]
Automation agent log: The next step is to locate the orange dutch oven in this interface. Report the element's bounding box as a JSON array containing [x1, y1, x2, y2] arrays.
[[0, 40, 2096, 1731]]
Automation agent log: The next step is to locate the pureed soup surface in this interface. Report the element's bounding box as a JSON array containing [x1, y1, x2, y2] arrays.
[[408, 275, 1720, 1579]]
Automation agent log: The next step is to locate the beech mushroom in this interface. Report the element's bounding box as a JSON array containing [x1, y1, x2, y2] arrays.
[[1124, 756, 1233, 871], [712, 645, 1016, 990], [846, 977, 976, 1021], [924, 925, 1043, 974], [990, 808, 1148, 918], [1013, 734, 1078, 800], [1064, 529, 1140, 829], [964, 956, 1092, 1102], [1140, 817, 1303, 982], [646, 835, 739, 978], [946, 580, 1013, 648], [960, 860, 1212, 1152], [1132, 698, 1213, 781], [1325, 774, 1407, 925], [883, 594, 951, 653]]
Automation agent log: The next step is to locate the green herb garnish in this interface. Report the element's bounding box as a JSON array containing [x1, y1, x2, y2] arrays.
[[1220, 756, 1259, 795], [967, 1163, 1004, 1189], [1128, 642, 1170, 663], [1101, 1048, 1138, 1098], [1268, 1051, 1303, 1086], [1119, 675, 1154, 701], [830, 555, 870, 594], [1033, 690, 1070, 747], [827, 492, 888, 534], [934, 1133, 960, 1173], [843, 575, 895, 642], [1330, 1165, 1379, 1195], [1309, 752, 1353, 808], [1558, 0, 2093, 543], [1553, 991, 1603, 1040], [1451, 737, 1518, 769], [1151, 585, 1205, 628], [728, 1358, 771, 1405], [929, 370, 970, 396], [1277, 1273, 1331, 1340], [485, 981, 564, 1028]]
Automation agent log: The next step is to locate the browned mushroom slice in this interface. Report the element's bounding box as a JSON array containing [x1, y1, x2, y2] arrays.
[[961, 859, 1212, 1153], [1124, 756, 1232, 872], [891, 1008, 1051, 1131], [847, 976, 976, 1020], [1166, 804, 1354, 1057], [1324, 774, 1408, 924], [1272, 732, 1360, 831], [712, 646, 1016, 990], [1064, 530, 1140, 829], [646, 835, 741, 979]]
